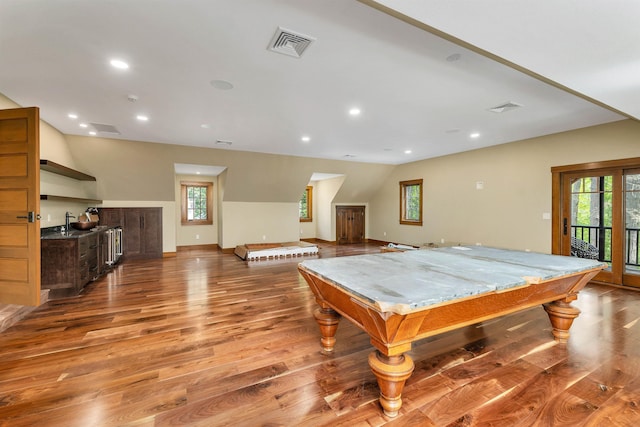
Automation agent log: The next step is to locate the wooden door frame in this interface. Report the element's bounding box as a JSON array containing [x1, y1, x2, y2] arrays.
[[552, 157, 640, 287]]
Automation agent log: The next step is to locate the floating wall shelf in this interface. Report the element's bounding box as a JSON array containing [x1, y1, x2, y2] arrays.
[[40, 160, 96, 181], [40, 195, 102, 204], [40, 159, 101, 204]]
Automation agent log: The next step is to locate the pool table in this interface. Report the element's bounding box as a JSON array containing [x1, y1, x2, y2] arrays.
[[298, 246, 605, 417]]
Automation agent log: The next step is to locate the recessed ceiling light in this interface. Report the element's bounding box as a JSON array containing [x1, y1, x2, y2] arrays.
[[136, 115, 149, 121], [446, 53, 461, 62], [89, 131, 97, 136], [210, 80, 234, 90], [110, 59, 129, 69], [348, 108, 361, 116], [343, 154, 356, 158], [301, 136, 311, 142], [215, 140, 233, 146], [470, 133, 480, 138], [201, 124, 211, 129], [79, 123, 88, 128], [68, 113, 78, 119], [404, 150, 412, 154]]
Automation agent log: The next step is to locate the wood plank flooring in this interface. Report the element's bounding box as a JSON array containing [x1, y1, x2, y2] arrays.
[[1, 243, 639, 426]]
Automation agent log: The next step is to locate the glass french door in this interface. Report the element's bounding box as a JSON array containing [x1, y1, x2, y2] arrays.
[[553, 160, 640, 288], [562, 170, 620, 285], [624, 169, 640, 286]]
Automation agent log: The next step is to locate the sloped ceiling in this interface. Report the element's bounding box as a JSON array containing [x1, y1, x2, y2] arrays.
[[369, 0, 640, 120], [0, 0, 629, 167]]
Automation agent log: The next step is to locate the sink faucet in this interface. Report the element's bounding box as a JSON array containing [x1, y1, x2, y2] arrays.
[[65, 212, 75, 231]]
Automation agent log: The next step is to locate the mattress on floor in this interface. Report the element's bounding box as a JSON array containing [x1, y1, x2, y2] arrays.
[[234, 241, 319, 260]]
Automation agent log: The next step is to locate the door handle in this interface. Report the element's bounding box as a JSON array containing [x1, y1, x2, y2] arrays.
[[16, 212, 41, 222], [563, 218, 568, 235]]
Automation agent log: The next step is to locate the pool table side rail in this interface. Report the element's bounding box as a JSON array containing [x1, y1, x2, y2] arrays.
[[298, 264, 603, 356]]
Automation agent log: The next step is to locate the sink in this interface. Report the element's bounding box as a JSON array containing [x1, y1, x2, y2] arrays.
[[70, 221, 98, 230]]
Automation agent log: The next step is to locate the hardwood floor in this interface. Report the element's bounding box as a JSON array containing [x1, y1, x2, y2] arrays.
[[1, 243, 639, 426]]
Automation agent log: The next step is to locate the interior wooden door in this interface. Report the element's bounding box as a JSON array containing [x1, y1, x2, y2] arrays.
[[0, 107, 41, 306], [336, 206, 365, 244]]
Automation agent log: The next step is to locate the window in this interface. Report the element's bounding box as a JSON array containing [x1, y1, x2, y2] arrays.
[[181, 181, 213, 225], [400, 179, 423, 225], [299, 186, 313, 222]]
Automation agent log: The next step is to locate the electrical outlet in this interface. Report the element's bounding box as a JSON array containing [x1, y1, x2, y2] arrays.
[[262, 235, 266, 241], [196, 234, 200, 240]]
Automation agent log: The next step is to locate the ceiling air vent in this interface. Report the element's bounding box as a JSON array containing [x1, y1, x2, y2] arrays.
[[267, 26, 315, 58], [90, 123, 120, 134], [488, 102, 523, 113]]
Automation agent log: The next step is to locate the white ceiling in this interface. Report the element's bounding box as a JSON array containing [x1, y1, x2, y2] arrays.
[[0, 0, 633, 165]]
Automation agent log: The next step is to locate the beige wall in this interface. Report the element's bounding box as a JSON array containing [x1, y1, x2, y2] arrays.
[[217, 169, 227, 248], [6, 92, 638, 254], [39, 122, 96, 228], [316, 176, 346, 241], [64, 135, 394, 249], [64, 135, 394, 203], [369, 119, 640, 253], [0, 94, 94, 228], [221, 202, 300, 248], [174, 174, 218, 247], [0, 93, 76, 167]]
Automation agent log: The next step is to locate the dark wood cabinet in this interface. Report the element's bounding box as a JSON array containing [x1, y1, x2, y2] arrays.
[[98, 207, 163, 259], [41, 232, 100, 299], [336, 205, 365, 244], [98, 229, 110, 275]]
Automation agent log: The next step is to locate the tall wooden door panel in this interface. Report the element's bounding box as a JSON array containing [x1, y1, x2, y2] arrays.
[[124, 209, 143, 256], [0, 107, 41, 306], [141, 208, 162, 256], [336, 206, 365, 245]]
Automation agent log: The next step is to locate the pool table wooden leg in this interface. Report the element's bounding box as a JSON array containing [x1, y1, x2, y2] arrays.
[[543, 298, 581, 343], [314, 307, 341, 352], [368, 350, 414, 418]]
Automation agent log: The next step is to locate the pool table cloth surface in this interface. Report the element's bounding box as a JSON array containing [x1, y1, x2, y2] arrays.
[[299, 246, 607, 314]]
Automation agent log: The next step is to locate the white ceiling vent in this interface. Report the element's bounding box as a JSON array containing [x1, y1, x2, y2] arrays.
[[90, 123, 120, 134], [488, 102, 523, 113], [267, 27, 315, 58]]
